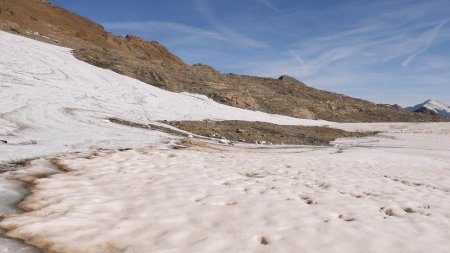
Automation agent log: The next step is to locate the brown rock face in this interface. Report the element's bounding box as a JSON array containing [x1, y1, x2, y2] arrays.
[[1, 0, 448, 123]]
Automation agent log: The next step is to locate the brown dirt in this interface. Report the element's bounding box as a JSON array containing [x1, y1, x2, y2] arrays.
[[107, 117, 371, 145], [1, 0, 448, 123], [164, 120, 373, 145]]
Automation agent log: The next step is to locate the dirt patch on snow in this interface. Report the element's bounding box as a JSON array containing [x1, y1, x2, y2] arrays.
[[165, 120, 373, 145]]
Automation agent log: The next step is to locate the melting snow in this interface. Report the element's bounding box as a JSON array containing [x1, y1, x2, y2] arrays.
[[1, 123, 450, 252]]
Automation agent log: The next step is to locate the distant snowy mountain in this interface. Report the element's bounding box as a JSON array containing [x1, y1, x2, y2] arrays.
[[405, 100, 450, 118]]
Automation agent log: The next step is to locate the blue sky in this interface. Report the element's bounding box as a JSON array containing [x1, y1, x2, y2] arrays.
[[51, 0, 450, 106]]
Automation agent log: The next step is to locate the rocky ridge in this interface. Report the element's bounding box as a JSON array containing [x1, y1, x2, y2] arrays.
[[1, 0, 448, 122]]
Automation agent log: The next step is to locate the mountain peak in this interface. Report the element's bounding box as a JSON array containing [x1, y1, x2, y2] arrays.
[[406, 99, 450, 118]]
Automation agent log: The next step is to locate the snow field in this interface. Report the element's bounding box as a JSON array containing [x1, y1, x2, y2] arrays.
[[0, 30, 327, 162], [1, 123, 450, 252]]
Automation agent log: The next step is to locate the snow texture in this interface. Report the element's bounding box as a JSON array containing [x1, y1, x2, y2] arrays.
[[1, 123, 450, 253], [0, 30, 326, 162]]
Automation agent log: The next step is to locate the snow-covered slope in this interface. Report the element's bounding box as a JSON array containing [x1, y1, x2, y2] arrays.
[[406, 100, 450, 117], [0, 31, 327, 162]]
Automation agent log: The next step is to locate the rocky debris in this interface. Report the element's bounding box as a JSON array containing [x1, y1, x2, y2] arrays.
[[1, 0, 448, 123], [165, 120, 373, 145]]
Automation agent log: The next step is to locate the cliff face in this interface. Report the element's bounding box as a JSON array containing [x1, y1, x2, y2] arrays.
[[1, 0, 448, 122]]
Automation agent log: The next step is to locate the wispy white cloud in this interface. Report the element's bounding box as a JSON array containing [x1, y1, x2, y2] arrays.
[[402, 19, 449, 66], [104, 20, 264, 48], [194, 0, 266, 48], [289, 23, 449, 77], [231, 0, 450, 105], [251, 0, 281, 13], [253, 4, 450, 79], [104, 21, 224, 42], [104, 0, 450, 105]]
